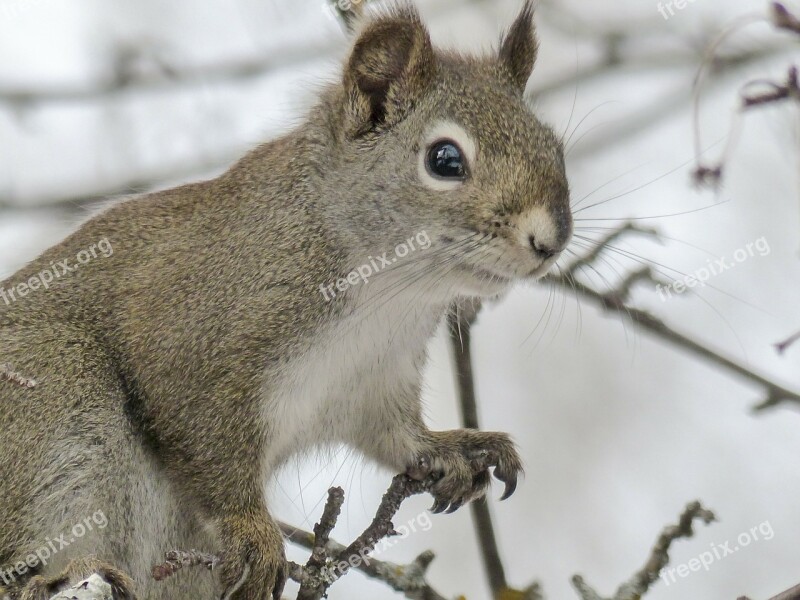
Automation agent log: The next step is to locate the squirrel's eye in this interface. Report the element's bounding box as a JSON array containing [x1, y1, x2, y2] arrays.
[[426, 140, 466, 179]]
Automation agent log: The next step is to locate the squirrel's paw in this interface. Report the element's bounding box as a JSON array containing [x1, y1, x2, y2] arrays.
[[408, 430, 523, 514], [17, 556, 137, 600], [218, 514, 286, 600]]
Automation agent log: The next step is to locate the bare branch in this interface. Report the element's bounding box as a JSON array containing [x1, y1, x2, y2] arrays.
[[295, 486, 344, 599], [151, 550, 219, 582], [741, 65, 799, 107], [0, 43, 345, 107], [281, 520, 447, 600], [0, 2, 789, 212], [0, 363, 37, 389], [553, 225, 800, 411], [767, 583, 800, 600], [739, 581, 800, 600], [287, 476, 448, 600], [566, 223, 659, 278], [771, 2, 800, 35], [447, 302, 506, 597], [447, 303, 544, 600], [152, 476, 449, 600], [692, 3, 800, 188], [775, 329, 800, 354], [329, 475, 429, 582], [571, 501, 716, 600]]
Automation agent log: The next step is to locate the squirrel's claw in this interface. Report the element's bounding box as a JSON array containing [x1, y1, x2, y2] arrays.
[[499, 474, 517, 501], [413, 429, 522, 514]]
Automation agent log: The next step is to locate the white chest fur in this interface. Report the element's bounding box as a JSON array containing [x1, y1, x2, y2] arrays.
[[259, 281, 448, 476]]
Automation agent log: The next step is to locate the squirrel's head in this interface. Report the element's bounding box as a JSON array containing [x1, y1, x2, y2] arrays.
[[325, 1, 571, 298]]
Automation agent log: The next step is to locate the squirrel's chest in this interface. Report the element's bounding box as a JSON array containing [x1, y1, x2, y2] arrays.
[[261, 299, 442, 464]]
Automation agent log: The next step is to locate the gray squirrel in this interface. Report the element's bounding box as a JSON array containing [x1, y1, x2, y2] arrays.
[[0, 2, 572, 598]]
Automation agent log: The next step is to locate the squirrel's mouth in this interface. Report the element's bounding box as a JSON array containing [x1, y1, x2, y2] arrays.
[[527, 257, 559, 280], [468, 258, 557, 283], [457, 254, 560, 295]]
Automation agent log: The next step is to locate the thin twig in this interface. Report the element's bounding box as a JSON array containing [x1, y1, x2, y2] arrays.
[[767, 582, 800, 600], [554, 226, 800, 411], [0, 363, 37, 388], [566, 224, 659, 277], [152, 476, 447, 600], [739, 581, 800, 600], [295, 487, 345, 599], [692, 3, 800, 187], [329, 475, 430, 582], [2, 2, 790, 212], [307, 487, 344, 571], [553, 273, 800, 410], [447, 301, 507, 597], [771, 2, 800, 35], [741, 65, 799, 107], [151, 550, 219, 582], [447, 303, 542, 600], [290, 475, 443, 599], [280, 522, 448, 600], [571, 501, 716, 600], [775, 329, 800, 354]]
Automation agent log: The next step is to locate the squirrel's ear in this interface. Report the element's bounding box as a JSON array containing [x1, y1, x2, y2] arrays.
[[498, 1, 538, 93], [344, 6, 435, 132]]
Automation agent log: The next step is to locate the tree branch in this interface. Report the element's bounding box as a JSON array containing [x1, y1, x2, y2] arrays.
[[152, 476, 449, 600], [447, 302, 506, 596], [552, 226, 800, 411], [739, 581, 800, 600], [0, 1, 789, 212], [571, 501, 716, 600], [447, 303, 543, 600], [692, 2, 800, 188]]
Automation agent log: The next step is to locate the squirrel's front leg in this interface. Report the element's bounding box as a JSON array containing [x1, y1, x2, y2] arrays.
[[215, 505, 285, 600], [349, 393, 523, 514], [187, 480, 285, 600], [152, 397, 285, 600]]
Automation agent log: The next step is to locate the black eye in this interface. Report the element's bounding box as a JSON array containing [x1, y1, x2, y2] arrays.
[[426, 140, 466, 179]]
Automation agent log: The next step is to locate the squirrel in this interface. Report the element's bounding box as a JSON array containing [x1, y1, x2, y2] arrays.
[[0, 2, 572, 599]]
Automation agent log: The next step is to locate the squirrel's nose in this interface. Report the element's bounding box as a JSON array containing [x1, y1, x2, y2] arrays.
[[528, 235, 557, 260], [518, 205, 572, 260]]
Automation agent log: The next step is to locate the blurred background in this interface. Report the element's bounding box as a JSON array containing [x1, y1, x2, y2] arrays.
[[1, 0, 799, 598]]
